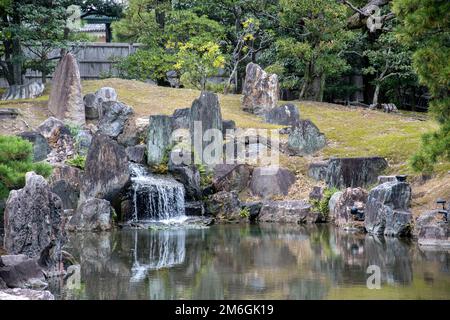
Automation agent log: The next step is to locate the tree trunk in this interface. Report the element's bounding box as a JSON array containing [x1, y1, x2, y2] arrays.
[[372, 83, 380, 105], [317, 73, 326, 102]]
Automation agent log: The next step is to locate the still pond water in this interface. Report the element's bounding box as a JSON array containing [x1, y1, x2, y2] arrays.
[[60, 224, 450, 300]]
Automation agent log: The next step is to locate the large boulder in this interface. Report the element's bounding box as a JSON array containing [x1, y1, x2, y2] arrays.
[[47, 53, 85, 125], [242, 63, 279, 115], [250, 166, 296, 198], [147, 115, 173, 166], [307, 161, 329, 181], [287, 120, 326, 155], [0, 288, 54, 300], [36, 117, 65, 140], [168, 163, 202, 201], [3, 172, 64, 258], [265, 103, 300, 126], [67, 198, 113, 232], [79, 134, 130, 203], [125, 145, 146, 164], [17, 131, 50, 162], [1, 82, 45, 101], [190, 91, 223, 161], [83, 87, 118, 120], [171, 108, 191, 130], [74, 129, 92, 156], [50, 180, 79, 210], [98, 101, 134, 138], [0, 254, 45, 289], [258, 200, 316, 224], [415, 210, 449, 247], [325, 157, 388, 189], [213, 164, 252, 193], [331, 188, 368, 229], [37, 117, 75, 163], [365, 181, 412, 237], [205, 191, 241, 221], [48, 163, 82, 189], [117, 117, 148, 147]]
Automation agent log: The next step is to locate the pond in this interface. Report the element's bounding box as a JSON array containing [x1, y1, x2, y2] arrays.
[[59, 224, 450, 300]]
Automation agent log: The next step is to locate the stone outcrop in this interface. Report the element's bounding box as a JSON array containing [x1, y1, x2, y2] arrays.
[[1, 82, 45, 101], [168, 163, 202, 201], [330, 188, 368, 229], [265, 103, 299, 126], [308, 161, 329, 181], [37, 117, 75, 163], [242, 63, 278, 115], [47, 53, 85, 125], [287, 120, 326, 155], [17, 131, 50, 162], [117, 117, 148, 147], [3, 172, 64, 258], [325, 157, 388, 188], [125, 145, 146, 164], [51, 180, 79, 210], [258, 200, 316, 224], [365, 180, 412, 237], [415, 210, 449, 247], [83, 87, 118, 120], [213, 164, 252, 193], [171, 108, 191, 130], [79, 133, 130, 203], [67, 198, 113, 232], [250, 166, 296, 198], [36, 117, 65, 140], [0, 254, 45, 289], [98, 101, 134, 138], [205, 191, 241, 221], [147, 115, 173, 166]]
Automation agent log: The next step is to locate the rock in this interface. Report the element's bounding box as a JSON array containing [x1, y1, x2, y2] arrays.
[[205, 191, 241, 221], [0, 288, 54, 300], [265, 103, 300, 126], [67, 198, 113, 232], [309, 186, 324, 201], [83, 93, 98, 120], [168, 164, 202, 201], [0, 108, 19, 119], [326, 157, 388, 188], [36, 117, 65, 140], [242, 63, 279, 115], [222, 120, 236, 135], [37, 117, 75, 163], [0, 254, 45, 289], [213, 164, 252, 193], [185, 201, 204, 216], [190, 91, 223, 160], [258, 200, 315, 224], [377, 175, 397, 184], [79, 133, 130, 203], [3, 172, 64, 258], [74, 129, 92, 156], [279, 127, 292, 135], [365, 180, 412, 237], [250, 166, 296, 198], [17, 131, 50, 162], [47, 53, 85, 125], [1, 82, 45, 101], [147, 115, 173, 166], [117, 117, 148, 147], [125, 145, 146, 164], [48, 163, 82, 189], [415, 210, 449, 246], [83, 87, 118, 120], [331, 188, 368, 229], [98, 101, 134, 138], [50, 180, 79, 210], [307, 161, 329, 181], [171, 108, 191, 130], [241, 202, 263, 222], [287, 120, 326, 155], [166, 70, 180, 88]]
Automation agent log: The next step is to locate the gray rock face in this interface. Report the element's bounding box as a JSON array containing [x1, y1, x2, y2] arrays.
[[250, 166, 296, 198], [36, 117, 65, 140], [309, 186, 324, 201], [222, 120, 236, 135], [287, 120, 326, 155], [308, 161, 329, 181], [190, 91, 223, 158], [213, 164, 252, 193], [0, 254, 45, 289], [0, 108, 19, 119], [83, 87, 118, 120], [365, 181, 412, 237], [169, 164, 202, 201], [74, 129, 92, 156], [415, 210, 449, 242], [79, 134, 130, 203], [241, 201, 263, 222], [125, 145, 146, 164], [328, 191, 343, 221], [171, 108, 191, 130], [37, 117, 75, 163], [265, 104, 300, 126], [377, 175, 397, 184], [242, 63, 279, 115], [1, 82, 45, 101], [0, 288, 54, 300], [326, 157, 388, 189], [47, 53, 85, 125], [48, 164, 82, 189], [205, 191, 241, 221], [331, 188, 368, 228], [67, 198, 113, 232], [98, 101, 134, 138], [3, 172, 64, 258], [258, 200, 315, 224], [17, 131, 50, 161], [83, 93, 98, 120], [51, 180, 79, 210], [147, 115, 173, 166], [117, 117, 148, 147]]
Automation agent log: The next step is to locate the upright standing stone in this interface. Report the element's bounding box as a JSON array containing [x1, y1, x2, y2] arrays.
[[242, 63, 279, 115], [47, 53, 85, 125], [3, 172, 64, 258], [147, 115, 173, 166]]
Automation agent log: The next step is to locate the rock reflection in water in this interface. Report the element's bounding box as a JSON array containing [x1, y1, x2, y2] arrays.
[[63, 224, 450, 300]]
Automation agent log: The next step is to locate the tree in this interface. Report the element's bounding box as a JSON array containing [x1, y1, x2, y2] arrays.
[[393, 0, 450, 172]]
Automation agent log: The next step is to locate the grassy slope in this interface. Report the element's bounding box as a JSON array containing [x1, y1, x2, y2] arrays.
[[1, 78, 449, 212]]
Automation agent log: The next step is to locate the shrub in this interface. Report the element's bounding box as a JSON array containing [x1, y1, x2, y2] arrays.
[[65, 154, 86, 170], [310, 187, 339, 221], [239, 207, 250, 219]]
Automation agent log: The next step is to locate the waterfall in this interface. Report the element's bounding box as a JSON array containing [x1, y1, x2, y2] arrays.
[[129, 163, 186, 222]]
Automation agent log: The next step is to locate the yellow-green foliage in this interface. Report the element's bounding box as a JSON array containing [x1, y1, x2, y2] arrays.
[[65, 154, 86, 170]]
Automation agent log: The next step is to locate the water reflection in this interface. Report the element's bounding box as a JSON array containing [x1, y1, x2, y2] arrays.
[[63, 224, 450, 300]]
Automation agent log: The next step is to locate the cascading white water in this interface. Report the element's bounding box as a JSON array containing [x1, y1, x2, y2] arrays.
[[129, 163, 186, 222]]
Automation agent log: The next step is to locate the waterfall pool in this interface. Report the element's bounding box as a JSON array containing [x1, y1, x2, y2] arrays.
[[57, 223, 450, 300]]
